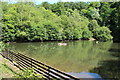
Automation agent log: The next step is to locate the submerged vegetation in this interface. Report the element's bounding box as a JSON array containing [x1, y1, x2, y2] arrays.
[[0, 1, 120, 42]]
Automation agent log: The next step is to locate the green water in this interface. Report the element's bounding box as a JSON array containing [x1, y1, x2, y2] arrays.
[[10, 40, 120, 78]]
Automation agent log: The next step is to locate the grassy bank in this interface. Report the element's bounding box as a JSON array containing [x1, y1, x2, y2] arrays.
[[0, 55, 43, 79], [0, 42, 43, 79], [0, 55, 19, 79]]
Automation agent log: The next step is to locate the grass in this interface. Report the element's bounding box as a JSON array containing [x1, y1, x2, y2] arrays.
[[0, 55, 20, 79], [0, 55, 44, 79]]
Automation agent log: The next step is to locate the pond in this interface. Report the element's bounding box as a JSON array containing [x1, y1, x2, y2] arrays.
[[10, 40, 120, 79]]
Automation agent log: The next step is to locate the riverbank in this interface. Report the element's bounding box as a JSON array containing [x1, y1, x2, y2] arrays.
[[0, 55, 20, 79], [6, 38, 97, 44]]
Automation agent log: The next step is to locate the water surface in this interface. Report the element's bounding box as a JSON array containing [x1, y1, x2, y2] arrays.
[[10, 40, 120, 78]]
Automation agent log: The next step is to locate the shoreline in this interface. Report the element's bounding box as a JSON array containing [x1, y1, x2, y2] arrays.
[[6, 38, 97, 43]]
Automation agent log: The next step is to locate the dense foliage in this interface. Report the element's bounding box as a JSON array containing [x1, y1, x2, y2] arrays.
[[1, 1, 119, 42], [0, 42, 5, 52], [0, 41, 9, 52]]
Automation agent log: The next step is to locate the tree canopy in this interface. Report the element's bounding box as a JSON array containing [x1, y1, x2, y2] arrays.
[[1, 1, 120, 42]]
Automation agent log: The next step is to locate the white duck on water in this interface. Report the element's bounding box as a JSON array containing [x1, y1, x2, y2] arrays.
[[58, 43, 67, 46]]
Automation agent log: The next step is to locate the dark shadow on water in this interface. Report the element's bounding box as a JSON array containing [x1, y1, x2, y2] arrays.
[[90, 52, 120, 80], [110, 52, 120, 57], [108, 48, 120, 53]]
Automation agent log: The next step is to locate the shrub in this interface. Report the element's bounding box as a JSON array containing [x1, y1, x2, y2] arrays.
[[93, 26, 113, 41]]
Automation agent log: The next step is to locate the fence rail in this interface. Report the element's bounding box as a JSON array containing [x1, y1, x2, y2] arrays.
[[0, 50, 79, 80]]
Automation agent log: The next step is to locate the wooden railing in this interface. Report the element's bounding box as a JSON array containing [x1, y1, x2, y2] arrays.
[[0, 50, 79, 80]]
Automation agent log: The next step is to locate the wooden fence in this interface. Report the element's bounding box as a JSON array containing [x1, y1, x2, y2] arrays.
[[0, 50, 79, 80]]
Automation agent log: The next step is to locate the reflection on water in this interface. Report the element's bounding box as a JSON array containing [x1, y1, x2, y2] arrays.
[[10, 41, 120, 79], [90, 43, 120, 79]]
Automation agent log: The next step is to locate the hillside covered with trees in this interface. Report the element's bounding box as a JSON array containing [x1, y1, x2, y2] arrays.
[[1, 1, 120, 42]]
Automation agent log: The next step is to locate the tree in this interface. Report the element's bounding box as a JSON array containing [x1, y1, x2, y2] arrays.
[[109, 2, 120, 42], [88, 20, 100, 31], [1, 1, 115, 42], [99, 2, 114, 26], [93, 26, 113, 41]]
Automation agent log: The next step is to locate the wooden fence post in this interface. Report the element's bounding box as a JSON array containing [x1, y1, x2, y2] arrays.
[[48, 67, 50, 79], [31, 58, 32, 69], [17, 53, 20, 68]]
